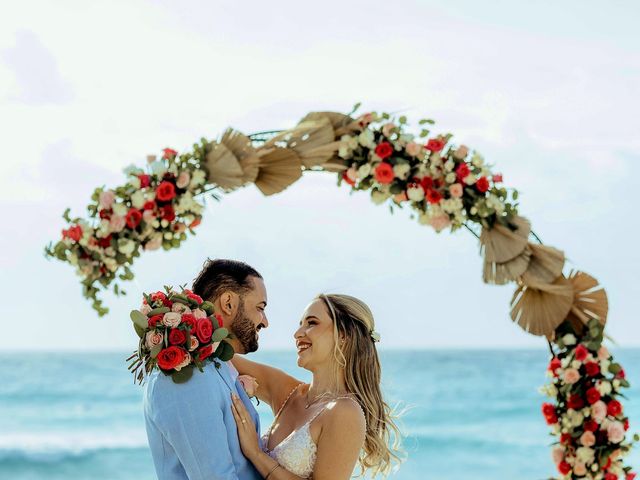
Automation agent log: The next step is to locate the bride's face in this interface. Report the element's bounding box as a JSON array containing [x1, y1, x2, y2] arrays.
[[294, 299, 336, 370]]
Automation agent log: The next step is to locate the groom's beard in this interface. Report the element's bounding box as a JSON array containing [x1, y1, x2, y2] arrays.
[[230, 301, 259, 353]]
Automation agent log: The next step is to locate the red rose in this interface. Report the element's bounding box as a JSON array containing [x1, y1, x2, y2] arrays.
[[181, 313, 197, 330], [156, 346, 187, 371], [583, 419, 598, 432], [169, 328, 187, 346], [62, 224, 83, 242], [626, 473, 636, 480], [98, 234, 112, 248], [196, 318, 213, 343], [560, 433, 572, 445], [143, 200, 156, 211], [374, 162, 394, 184], [215, 314, 224, 328], [426, 189, 442, 204], [604, 473, 616, 480], [138, 174, 151, 188], [99, 209, 111, 219], [161, 205, 176, 222], [542, 403, 557, 424], [374, 142, 394, 160], [558, 461, 571, 475], [574, 344, 589, 361], [342, 171, 356, 186], [616, 369, 626, 379], [197, 344, 215, 361], [567, 394, 584, 410], [162, 148, 178, 159], [475, 176, 490, 193], [455, 163, 470, 181], [586, 387, 601, 405], [156, 181, 176, 202], [148, 314, 163, 328], [493, 173, 503, 183], [151, 291, 166, 302], [189, 217, 201, 228], [607, 399, 622, 417], [585, 361, 600, 377], [624, 418, 629, 431], [126, 208, 143, 229], [187, 292, 203, 304], [419, 176, 433, 192], [548, 357, 562, 377], [425, 138, 446, 152]]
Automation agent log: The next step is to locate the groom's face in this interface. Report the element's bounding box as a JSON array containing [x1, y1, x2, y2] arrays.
[[229, 276, 268, 354]]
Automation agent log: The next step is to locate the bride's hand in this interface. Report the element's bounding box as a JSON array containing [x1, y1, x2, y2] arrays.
[[230, 393, 261, 460]]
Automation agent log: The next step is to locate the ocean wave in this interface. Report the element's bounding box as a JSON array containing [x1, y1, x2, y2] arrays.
[[0, 431, 148, 463]]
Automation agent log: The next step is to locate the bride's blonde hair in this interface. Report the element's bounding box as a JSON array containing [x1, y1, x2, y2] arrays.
[[316, 293, 403, 477]]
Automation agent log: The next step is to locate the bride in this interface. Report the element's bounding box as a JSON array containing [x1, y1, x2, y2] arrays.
[[229, 293, 402, 479]]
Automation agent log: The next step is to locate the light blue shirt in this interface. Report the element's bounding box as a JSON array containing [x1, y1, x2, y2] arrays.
[[144, 361, 262, 480]]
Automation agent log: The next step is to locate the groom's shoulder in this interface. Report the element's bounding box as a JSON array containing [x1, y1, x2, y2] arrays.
[[148, 363, 227, 394]]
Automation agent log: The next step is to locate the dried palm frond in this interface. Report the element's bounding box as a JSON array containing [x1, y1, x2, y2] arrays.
[[254, 147, 303, 196], [204, 141, 245, 190], [220, 128, 260, 183], [510, 275, 574, 337], [521, 243, 565, 285], [264, 118, 335, 168], [299, 111, 354, 132], [483, 245, 532, 285], [566, 270, 609, 327], [480, 215, 531, 263]]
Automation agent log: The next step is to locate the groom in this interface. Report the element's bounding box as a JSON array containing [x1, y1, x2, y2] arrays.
[[144, 259, 269, 480]]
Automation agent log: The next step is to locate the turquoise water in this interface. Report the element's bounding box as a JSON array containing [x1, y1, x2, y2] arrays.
[[1, 349, 638, 479]]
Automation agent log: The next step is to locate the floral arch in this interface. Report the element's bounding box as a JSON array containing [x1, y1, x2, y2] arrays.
[[46, 106, 637, 479]]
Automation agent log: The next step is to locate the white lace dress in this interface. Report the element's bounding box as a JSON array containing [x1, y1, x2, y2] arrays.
[[260, 385, 358, 479]]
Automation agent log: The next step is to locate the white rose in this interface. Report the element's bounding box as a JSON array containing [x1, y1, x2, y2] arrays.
[[600, 359, 610, 373], [471, 153, 484, 167], [129, 176, 141, 189], [118, 239, 136, 256], [358, 129, 375, 149], [576, 447, 595, 464], [190, 169, 206, 188], [357, 163, 372, 179], [444, 159, 455, 172], [407, 186, 425, 202], [445, 172, 456, 183], [596, 380, 612, 396], [371, 190, 389, 205], [131, 191, 145, 209], [571, 360, 582, 369], [144, 234, 163, 251], [562, 334, 576, 346], [393, 163, 411, 180], [612, 379, 621, 390], [113, 203, 127, 216], [464, 174, 477, 185]]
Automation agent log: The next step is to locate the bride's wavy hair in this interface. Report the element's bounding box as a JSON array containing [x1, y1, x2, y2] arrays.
[[316, 293, 404, 477]]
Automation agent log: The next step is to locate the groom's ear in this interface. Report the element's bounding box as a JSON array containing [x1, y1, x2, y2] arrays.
[[219, 291, 239, 316]]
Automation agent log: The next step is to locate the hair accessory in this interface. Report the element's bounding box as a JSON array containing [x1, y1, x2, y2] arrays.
[[370, 330, 381, 343]]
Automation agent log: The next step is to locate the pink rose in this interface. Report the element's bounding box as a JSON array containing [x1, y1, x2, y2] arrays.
[[563, 368, 580, 384], [188, 335, 199, 351], [162, 312, 182, 328], [598, 345, 610, 361], [357, 112, 373, 126], [608, 421, 625, 444], [140, 304, 152, 316], [109, 215, 126, 233], [145, 331, 163, 349], [142, 209, 155, 224], [551, 445, 565, 465], [405, 142, 422, 157], [176, 171, 191, 189], [429, 214, 451, 232], [144, 235, 163, 251], [238, 375, 259, 397], [171, 303, 191, 314], [449, 183, 463, 198], [346, 166, 358, 183], [580, 431, 596, 447], [453, 145, 469, 160], [592, 400, 607, 422], [573, 462, 587, 476], [382, 123, 395, 137], [174, 352, 192, 371], [99, 190, 115, 209], [192, 308, 207, 319], [173, 223, 187, 234]]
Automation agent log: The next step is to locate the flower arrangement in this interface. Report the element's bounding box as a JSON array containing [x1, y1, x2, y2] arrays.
[[337, 111, 519, 232], [127, 286, 234, 384], [541, 319, 637, 480], [45, 146, 211, 315]]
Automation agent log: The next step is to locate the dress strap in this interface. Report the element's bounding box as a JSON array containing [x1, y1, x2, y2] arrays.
[[273, 382, 304, 421]]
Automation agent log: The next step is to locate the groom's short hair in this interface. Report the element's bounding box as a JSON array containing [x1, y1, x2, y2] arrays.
[[192, 259, 262, 302]]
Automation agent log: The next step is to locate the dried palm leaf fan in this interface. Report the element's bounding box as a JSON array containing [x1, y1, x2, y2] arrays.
[[510, 275, 574, 337], [563, 270, 609, 336], [254, 147, 303, 196], [220, 128, 260, 184], [204, 141, 246, 191], [520, 243, 565, 285], [264, 117, 336, 168], [300, 111, 354, 132], [483, 245, 532, 285], [480, 215, 532, 284]]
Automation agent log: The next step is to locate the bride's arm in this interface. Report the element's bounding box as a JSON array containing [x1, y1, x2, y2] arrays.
[[231, 355, 301, 410]]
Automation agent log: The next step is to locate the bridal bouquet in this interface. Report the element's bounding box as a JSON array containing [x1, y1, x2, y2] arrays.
[[337, 111, 519, 232], [127, 287, 234, 384], [540, 319, 637, 480]]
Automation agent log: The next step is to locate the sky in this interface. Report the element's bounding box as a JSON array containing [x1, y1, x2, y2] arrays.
[[1, 0, 639, 351]]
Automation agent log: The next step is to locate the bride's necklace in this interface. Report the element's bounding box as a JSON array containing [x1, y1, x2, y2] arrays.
[[304, 387, 343, 409]]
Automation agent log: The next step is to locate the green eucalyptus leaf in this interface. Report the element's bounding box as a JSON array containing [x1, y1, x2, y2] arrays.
[[133, 323, 146, 339], [171, 365, 194, 384], [150, 344, 162, 358], [212, 327, 229, 343], [218, 341, 235, 362], [149, 307, 170, 316], [130, 310, 148, 330]]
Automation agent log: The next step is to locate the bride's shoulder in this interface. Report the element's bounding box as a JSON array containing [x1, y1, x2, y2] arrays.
[[324, 397, 366, 430]]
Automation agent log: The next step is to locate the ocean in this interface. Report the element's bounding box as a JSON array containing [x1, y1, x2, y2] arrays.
[[1, 349, 638, 480]]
